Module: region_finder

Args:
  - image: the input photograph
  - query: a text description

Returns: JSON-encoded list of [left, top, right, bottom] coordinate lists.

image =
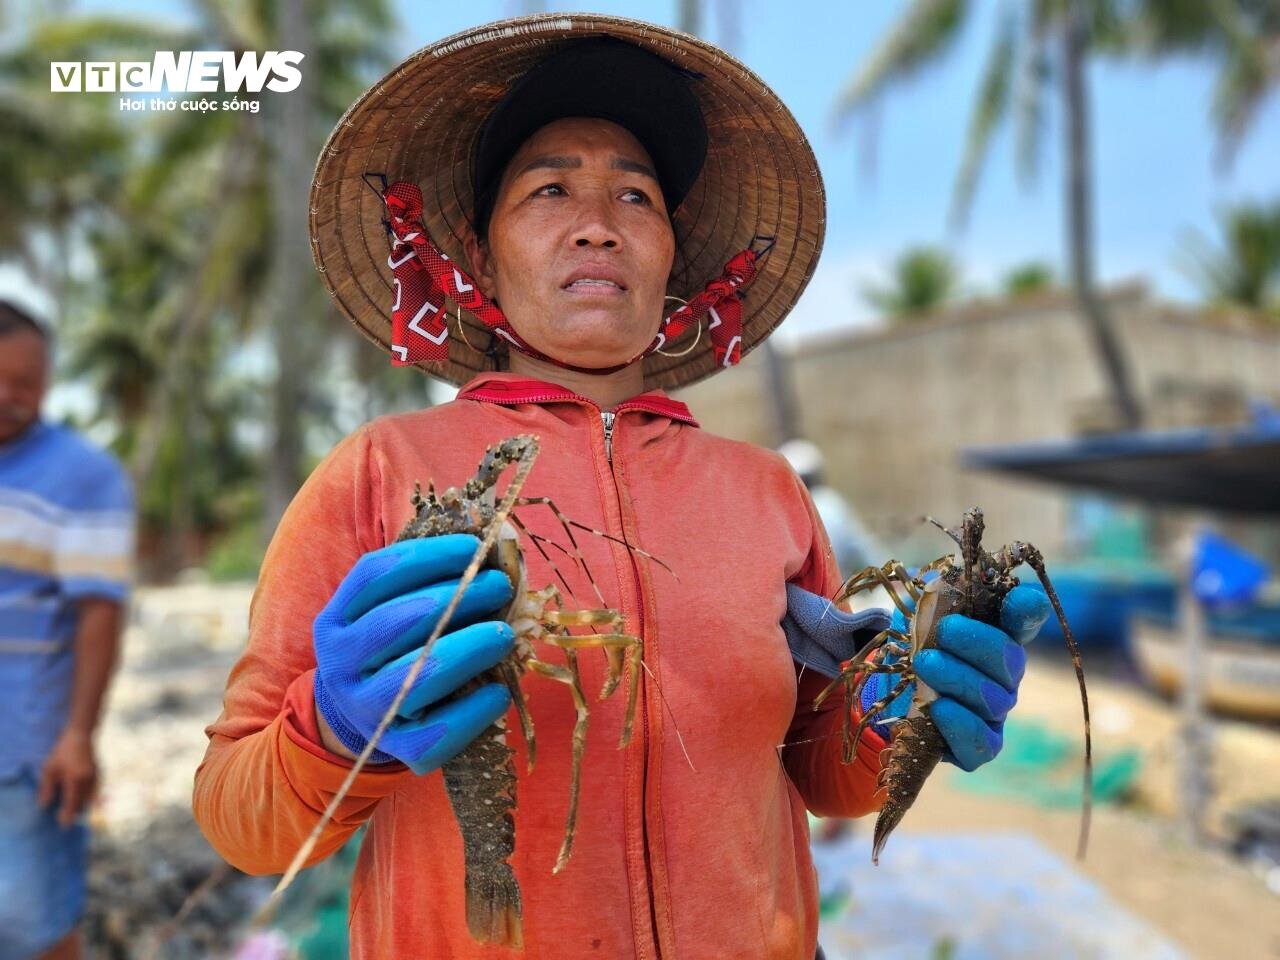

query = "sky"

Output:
[[378, 0, 1280, 343], [8, 0, 1280, 350]]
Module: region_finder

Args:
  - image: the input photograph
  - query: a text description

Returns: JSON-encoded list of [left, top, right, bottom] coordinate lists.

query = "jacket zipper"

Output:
[[462, 384, 680, 956], [601, 410, 616, 462], [598, 409, 662, 959]]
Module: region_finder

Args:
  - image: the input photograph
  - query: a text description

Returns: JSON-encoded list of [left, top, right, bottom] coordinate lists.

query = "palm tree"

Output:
[[263, 0, 319, 534], [169, 0, 396, 535], [672, 0, 796, 441], [1179, 199, 1280, 318], [678, 0, 701, 36], [863, 246, 960, 320], [833, 2, 1279, 429], [3, 0, 395, 568], [0, 16, 184, 321]]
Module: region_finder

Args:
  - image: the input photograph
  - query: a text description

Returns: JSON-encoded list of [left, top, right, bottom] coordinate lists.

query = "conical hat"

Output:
[[310, 13, 825, 390]]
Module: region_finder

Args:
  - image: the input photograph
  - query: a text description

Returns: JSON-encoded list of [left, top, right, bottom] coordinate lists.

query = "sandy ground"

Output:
[[97, 582, 253, 836], [89, 582, 262, 957], [890, 661, 1280, 960], [91, 583, 1280, 958]]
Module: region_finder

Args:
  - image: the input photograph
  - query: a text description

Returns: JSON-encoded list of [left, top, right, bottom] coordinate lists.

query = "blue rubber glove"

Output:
[[313, 534, 516, 774], [860, 585, 1051, 771]]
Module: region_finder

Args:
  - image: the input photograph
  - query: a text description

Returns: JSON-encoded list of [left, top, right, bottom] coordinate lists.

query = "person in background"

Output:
[[779, 438, 886, 577], [0, 301, 135, 960]]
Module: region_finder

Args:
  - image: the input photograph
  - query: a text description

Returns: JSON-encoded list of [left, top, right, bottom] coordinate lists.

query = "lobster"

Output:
[[256, 434, 666, 949], [393, 435, 651, 945], [814, 508, 1092, 863]]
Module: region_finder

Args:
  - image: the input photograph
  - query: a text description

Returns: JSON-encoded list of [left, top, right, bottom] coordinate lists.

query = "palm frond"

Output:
[[1176, 200, 1280, 312], [24, 16, 193, 59], [1114, 0, 1279, 167], [950, 7, 1017, 227], [1208, 0, 1280, 167], [1210, 29, 1276, 167], [1014, 5, 1051, 187], [832, 0, 970, 126]]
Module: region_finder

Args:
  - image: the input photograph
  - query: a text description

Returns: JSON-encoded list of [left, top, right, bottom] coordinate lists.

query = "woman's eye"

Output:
[[621, 188, 651, 205], [533, 183, 565, 197]]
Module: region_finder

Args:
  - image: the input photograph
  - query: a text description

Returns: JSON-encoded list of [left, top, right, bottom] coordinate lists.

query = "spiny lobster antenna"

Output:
[[1022, 545, 1093, 860], [960, 509, 984, 614], [923, 514, 962, 548], [251, 439, 539, 927]]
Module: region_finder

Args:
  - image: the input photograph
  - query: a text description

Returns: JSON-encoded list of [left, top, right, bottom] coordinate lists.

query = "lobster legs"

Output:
[[814, 632, 915, 763], [505, 584, 642, 874]]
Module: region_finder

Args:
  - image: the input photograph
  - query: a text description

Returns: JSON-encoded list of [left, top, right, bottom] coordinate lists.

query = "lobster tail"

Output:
[[871, 714, 947, 864], [462, 864, 524, 947], [443, 724, 523, 946]]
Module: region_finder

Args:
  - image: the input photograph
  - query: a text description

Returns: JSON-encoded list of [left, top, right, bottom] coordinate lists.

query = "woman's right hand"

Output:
[[312, 534, 515, 774]]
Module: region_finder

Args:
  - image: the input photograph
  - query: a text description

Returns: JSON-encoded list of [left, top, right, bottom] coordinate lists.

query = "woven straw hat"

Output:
[[309, 13, 825, 390]]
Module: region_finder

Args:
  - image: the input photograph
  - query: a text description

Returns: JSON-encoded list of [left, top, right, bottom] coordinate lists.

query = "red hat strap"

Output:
[[646, 247, 761, 367], [373, 177, 764, 372], [382, 181, 544, 365]]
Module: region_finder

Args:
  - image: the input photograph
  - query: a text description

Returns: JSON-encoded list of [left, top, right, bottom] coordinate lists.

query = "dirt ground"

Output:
[[896, 661, 1280, 960]]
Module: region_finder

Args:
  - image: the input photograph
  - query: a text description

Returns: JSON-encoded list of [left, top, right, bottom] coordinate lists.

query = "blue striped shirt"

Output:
[[0, 420, 134, 775]]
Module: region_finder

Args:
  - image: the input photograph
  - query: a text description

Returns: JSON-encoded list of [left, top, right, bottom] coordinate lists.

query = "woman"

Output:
[[194, 16, 1044, 959]]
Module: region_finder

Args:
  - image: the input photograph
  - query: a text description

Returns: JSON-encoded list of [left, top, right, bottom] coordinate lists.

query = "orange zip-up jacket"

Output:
[[193, 373, 886, 960]]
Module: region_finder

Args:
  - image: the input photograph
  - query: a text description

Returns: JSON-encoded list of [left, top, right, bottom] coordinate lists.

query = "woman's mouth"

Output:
[[563, 278, 625, 295], [561, 265, 629, 295]]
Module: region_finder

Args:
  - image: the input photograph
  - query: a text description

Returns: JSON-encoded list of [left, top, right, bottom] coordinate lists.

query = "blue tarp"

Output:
[[963, 414, 1280, 515], [1192, 531, 1270, 605], [813, 833, 1187, 960]]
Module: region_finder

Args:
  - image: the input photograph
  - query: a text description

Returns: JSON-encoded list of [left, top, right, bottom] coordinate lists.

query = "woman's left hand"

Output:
[[861, 585, 1050, 771]]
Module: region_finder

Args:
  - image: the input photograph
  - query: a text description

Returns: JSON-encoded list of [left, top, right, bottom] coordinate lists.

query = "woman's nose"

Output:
[[570, 196, 621, 249]]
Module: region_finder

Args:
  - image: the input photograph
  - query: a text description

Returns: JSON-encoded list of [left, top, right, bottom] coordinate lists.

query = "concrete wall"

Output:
[[675, 285, 1280, 561]]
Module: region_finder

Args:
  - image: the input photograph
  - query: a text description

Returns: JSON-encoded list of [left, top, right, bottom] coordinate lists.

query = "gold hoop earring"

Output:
[[655, 295, 702, 358], [455, 309, 478, 351], [457, 309, 504, 367]]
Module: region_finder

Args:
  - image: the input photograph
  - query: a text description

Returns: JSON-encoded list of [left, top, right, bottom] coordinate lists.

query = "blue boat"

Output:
[[1024, 563, 1176, 650]]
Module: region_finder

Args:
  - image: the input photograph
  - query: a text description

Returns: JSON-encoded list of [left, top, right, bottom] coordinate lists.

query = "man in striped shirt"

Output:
[[0, 301, 134, 960]]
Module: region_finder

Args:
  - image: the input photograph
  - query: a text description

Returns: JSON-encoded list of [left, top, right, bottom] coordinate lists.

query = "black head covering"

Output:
[[471, 37, 708, 238]]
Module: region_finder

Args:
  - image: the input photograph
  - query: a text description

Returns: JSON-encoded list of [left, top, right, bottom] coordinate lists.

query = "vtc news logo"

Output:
[[50, 51, 304, 93]]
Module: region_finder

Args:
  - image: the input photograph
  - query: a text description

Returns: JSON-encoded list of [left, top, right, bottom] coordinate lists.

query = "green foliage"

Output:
[[832, 0, 969, 125], [3, 0, 398, 579], [1179, 199, 1280, 318], [863, 246, 960, 320], [1002, 261, 1056, 297], [205, 519, 267, 583], [0, 17, 179, 299], [1123, 0, 1280, 165]]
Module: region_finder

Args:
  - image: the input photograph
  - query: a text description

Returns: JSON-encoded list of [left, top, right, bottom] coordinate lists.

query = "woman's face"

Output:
[[464, 117, 677, 369]]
